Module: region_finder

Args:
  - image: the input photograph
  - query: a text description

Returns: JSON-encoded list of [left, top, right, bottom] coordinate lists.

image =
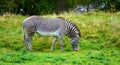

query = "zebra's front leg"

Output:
[[59, 37, 64, 51], [51, 37, 58, 51]]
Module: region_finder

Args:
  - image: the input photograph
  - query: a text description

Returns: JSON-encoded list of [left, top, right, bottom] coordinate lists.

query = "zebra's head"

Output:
[[58, 17, 81, 51], [70, 30, 80, 51], [66, 21, 81, 51]]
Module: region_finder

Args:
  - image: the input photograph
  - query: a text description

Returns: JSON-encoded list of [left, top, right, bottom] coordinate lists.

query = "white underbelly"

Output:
[[36, 30, 59, 36]]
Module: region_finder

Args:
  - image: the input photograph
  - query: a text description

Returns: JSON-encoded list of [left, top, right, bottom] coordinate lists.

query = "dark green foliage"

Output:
[[0, 52, 37, 63], [0, 0, 120, 15]]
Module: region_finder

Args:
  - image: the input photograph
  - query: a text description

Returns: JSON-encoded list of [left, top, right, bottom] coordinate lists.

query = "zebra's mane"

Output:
[[58, 17, 81, 37]]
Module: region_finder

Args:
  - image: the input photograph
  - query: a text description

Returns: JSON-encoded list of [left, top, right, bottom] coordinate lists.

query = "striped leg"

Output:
[[59, 36, 64, 51], [25, 29, 35, 52], [27, 37, 32, 51], [24, 38, 27, 51], [51, 37, 58, 50], [24, 36, 33, 52]]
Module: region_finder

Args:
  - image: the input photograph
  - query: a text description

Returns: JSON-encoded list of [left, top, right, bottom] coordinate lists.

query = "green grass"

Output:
[[0, 12, 120, 65]]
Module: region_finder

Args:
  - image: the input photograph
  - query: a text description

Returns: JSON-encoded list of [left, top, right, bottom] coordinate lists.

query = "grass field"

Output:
[[0, 12, 120, 65]]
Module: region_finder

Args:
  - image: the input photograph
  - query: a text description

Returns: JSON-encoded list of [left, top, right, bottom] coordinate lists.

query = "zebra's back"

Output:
[[23, 16, 66, 36]]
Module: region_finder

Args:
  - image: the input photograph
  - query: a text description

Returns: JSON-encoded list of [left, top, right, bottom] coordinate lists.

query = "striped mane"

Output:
[[57, 17, 81, 37]]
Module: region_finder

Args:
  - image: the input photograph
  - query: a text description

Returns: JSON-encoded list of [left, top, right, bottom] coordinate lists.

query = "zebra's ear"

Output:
[[76, 32, 81, 37], [76, 33, 81, 38], [79, 33, 81, 37], [77, 35, 79, 38], [77, 31, 81, 37]]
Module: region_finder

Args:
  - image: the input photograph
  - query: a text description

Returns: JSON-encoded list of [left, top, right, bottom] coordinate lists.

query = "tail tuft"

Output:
[[22, 26, 25, 41]]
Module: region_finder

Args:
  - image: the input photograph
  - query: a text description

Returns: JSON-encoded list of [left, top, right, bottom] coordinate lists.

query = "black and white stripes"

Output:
[[22, 16, 81, 51], [58, 17, 81, 39]]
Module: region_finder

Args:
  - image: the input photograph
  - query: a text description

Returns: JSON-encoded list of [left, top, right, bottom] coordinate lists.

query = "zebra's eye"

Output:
[[76, 35, 79, 38], [71, 38, 79, 44]]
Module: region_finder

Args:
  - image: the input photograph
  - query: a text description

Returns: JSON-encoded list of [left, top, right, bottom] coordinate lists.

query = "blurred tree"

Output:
[[99, 0, 120, 12], [0, 0, 120, 15], [55, 0, 68, 14]]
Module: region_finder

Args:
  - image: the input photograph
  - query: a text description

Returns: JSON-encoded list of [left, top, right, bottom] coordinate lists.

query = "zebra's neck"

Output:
[[65, 21, 78, 39], [56, 17, 81, 38]]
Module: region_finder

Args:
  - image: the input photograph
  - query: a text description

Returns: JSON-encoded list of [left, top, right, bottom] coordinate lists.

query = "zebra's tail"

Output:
[[22, 26, 25, 42]]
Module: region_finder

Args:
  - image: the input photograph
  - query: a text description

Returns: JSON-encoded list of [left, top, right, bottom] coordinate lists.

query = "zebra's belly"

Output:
[[36, 30, 59, 36]]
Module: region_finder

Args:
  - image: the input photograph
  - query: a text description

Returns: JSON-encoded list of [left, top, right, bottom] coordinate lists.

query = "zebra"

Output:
[[22, 16, 81, 51]]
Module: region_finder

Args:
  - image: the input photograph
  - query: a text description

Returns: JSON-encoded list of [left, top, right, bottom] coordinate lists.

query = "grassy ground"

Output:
[[0, 12, 120, 65]]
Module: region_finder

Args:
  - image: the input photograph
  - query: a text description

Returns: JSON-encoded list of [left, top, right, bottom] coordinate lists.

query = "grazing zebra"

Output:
[[22, 16, 81, 51]]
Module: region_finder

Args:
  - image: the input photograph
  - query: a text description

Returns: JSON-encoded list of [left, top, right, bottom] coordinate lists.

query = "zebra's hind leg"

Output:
[[24, 38, 28, 51], [51, 37, 58, 51], [24, 37, 32, 51], [25, 30, 35, 52], [27, 37, 33, 51]]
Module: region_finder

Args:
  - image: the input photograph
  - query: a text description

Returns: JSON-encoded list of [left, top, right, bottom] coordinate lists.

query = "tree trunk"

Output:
[[55, 0, 68, 14], [87, 0, 90, 12]]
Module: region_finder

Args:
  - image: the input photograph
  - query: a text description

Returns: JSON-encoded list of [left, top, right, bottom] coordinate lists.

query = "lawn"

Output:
[[0, 12, 120, 65]]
